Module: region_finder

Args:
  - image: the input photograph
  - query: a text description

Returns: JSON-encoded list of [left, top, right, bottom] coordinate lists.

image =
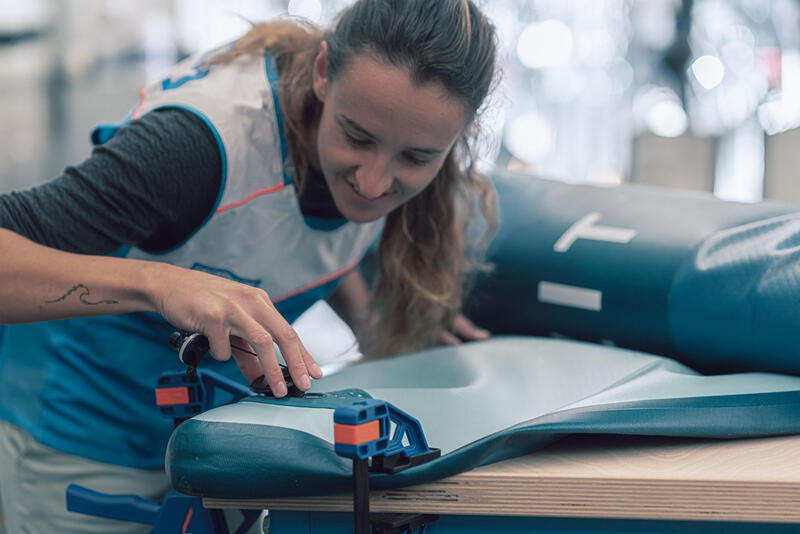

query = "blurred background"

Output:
[[1, 0, 800, 203], [0, 2, 798, 529]]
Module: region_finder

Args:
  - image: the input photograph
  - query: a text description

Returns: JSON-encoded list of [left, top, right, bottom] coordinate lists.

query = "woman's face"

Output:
[[312, 43, 467, 223]]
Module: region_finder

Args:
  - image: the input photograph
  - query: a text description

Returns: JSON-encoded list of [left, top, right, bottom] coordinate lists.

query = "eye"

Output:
[[402, 153, 430, 166], [343, 130, 371, 147]]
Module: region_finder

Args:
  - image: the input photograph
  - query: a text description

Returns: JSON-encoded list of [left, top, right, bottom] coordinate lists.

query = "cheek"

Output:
[[399, 168, 439, 198], [318, 131, 356, 171], [411, 155, 449, 192], [316, 112, 342, 167]]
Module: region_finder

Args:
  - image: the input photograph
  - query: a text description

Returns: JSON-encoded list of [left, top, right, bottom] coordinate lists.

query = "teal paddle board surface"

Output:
[[166, 337, 800, 498]]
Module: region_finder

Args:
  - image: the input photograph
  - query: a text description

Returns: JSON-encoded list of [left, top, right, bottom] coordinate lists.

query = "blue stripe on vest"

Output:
[[159, 45, 225, 91], [161, 67, 211, 90], [264, 55, 292, 187]]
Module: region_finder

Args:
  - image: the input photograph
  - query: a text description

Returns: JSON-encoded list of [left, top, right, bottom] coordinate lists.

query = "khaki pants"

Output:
[[0, 420, 172, 534], [0, 421, 266, 534]]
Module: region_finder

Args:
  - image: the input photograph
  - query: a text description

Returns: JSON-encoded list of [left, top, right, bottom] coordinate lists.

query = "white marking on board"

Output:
[[553, 212, 637, 252], [538, 281, 602, 311]]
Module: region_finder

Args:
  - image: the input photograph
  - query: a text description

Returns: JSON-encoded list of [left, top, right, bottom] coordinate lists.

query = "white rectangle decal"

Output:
[[537, 281, 602, 311]]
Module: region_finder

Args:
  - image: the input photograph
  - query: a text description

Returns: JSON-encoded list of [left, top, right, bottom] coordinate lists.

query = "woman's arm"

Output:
[[327, 268, 371, 331], [0, 108, 321, 396], [0, 228, 321, 395]]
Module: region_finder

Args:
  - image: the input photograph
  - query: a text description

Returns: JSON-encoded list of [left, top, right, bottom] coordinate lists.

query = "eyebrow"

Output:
[[337, 115, 445, 156]]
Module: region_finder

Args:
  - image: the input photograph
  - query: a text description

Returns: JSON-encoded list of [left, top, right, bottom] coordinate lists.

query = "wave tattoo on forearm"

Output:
[[45, 284, 119, 306]]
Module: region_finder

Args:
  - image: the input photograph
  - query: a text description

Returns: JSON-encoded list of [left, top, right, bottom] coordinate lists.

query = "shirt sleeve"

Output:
[[0, 107, 222, 255]]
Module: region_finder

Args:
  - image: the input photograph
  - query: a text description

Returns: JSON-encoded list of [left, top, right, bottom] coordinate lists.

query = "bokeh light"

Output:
[[287, 0, 322, 23], [691, 55, 725, 90], [634, 86, 688, 138], [516, 19, 573, 69], [504, 113, 555, 164]]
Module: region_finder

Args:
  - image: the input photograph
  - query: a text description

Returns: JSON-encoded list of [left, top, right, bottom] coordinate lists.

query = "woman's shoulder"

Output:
[[130, 49, 286, 194], [137, 47, 275, 122]]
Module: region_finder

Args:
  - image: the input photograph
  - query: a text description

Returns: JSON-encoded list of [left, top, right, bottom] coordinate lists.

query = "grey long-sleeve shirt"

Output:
[[0, 108, 222, 254], [0, 107, 341, 255]]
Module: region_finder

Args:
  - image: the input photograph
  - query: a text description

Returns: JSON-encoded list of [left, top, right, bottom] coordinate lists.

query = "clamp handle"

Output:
[[66, 484, 259, 533], [66, 484, 160, 525], [169, 331, 209, 371]]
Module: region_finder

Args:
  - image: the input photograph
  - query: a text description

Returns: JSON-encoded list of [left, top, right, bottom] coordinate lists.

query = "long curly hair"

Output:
[[211, 0, 498, 357]]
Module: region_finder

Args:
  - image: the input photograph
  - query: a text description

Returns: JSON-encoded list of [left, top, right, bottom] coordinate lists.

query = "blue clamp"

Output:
[[334, 399, 441, 472], [333, 400, 441, 534], [155, 369, 253, 422]]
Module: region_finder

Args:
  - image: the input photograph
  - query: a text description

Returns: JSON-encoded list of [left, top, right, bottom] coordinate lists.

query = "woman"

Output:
[[0, 0, 497, 531]]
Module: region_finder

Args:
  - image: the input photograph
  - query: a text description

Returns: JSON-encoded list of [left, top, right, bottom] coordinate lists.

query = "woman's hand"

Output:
[[438, 314, 491, 346], [144, 263, 322, 397]]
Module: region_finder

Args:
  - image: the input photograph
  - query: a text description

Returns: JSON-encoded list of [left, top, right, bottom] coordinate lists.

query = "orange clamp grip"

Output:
[[156, 386, 190, 406], [334, 419, 381, 446]]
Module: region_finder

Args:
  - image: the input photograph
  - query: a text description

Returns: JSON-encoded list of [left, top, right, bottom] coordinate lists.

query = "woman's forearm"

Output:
[[0, 228, 154, 324]]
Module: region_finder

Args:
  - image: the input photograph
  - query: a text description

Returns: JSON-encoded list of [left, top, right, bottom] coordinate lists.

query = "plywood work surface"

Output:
[[205, 434, 800, 523]]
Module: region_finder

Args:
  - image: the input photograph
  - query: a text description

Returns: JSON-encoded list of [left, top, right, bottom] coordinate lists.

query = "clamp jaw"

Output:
[[334, 399, 441, 472], [155, 366, 252, 423], [158, 331, 253, 426], [334, 399, 441, 534]]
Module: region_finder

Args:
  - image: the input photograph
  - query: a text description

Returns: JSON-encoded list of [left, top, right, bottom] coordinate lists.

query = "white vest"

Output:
[[121, 49, 384, 304]]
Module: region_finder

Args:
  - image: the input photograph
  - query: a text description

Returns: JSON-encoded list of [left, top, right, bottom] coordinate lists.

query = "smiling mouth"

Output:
[[345, 178, 396, 201]]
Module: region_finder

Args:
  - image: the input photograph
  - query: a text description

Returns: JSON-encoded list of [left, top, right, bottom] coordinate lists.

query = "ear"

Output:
[[312, 41, 329, 102]]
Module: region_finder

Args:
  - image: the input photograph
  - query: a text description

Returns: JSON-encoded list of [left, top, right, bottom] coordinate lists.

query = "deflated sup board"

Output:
[[166, 336, 800, 499], [467, 171, 800, 375]]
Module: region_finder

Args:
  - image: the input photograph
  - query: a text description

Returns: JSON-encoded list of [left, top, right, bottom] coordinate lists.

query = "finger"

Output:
[[205, 326, 233, 362], [274, 325, 312, 391], [229, 336, 264, 384], [232, 316, 288, 398], [263, 354, 288, 398], [438, 330, 462, 346], [256, 293, 315, 388], [298, 339, 323, 379], [452, 314, 490, 341], [255, 309, 313, 392]]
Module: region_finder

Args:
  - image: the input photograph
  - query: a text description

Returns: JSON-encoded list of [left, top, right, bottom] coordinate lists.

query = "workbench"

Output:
[[205, 433, 800, 533]]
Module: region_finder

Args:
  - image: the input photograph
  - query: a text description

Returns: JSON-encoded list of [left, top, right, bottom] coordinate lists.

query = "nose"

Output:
[[353, 152, 394, 199]]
